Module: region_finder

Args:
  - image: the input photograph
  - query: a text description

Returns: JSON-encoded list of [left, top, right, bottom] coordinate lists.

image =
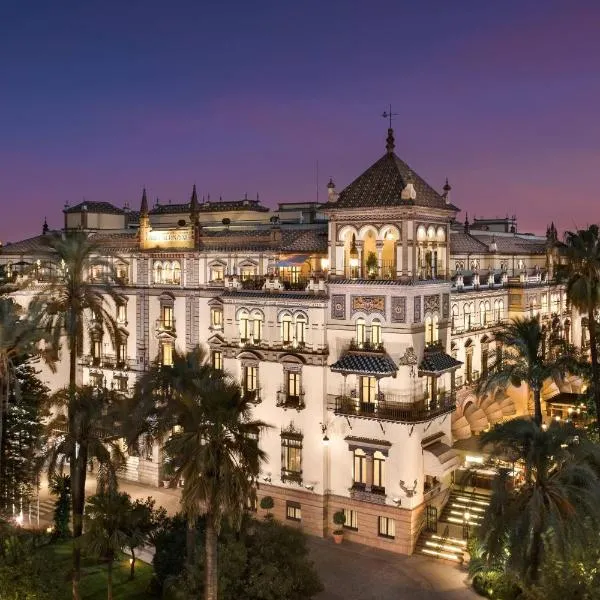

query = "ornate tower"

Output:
[[139, 188, 150, 249], [189, 184, 201, 246]]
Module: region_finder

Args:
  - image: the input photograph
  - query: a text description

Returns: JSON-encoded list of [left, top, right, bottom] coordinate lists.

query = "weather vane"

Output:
[[382, 104, 398, 128]]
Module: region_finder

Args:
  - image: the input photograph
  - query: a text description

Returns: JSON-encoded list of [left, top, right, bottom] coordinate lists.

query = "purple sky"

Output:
[[1, 0, 599, 242]]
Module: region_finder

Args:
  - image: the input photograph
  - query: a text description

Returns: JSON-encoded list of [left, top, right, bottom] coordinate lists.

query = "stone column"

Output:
[[376, 241, 384, 278]]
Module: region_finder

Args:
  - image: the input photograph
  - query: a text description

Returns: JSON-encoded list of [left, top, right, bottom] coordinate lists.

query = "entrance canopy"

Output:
[[423, 442, 461, 478]]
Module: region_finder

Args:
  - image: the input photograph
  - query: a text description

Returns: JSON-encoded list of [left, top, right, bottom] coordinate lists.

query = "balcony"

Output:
[[330, 391, 456, 423], [240, 275, 267, 290], [81, 354, 134, 371], [349, 482, 386, 505], [242, 388, 262, 404], [155, 318, 176, 333], [281, 469, 303, 485], [348, 339, 385, 353], [276, 389, 306, 410]]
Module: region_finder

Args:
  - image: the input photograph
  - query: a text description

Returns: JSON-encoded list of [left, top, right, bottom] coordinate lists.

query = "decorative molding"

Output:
[[414, 296, 422, 323], [424, 294, 440, 315], [391, 296, 407, 323], [442, 293, 450, 319], [331, 294, 346, 320], [398, 347, 418, 366], [351, 295, 385, 316]]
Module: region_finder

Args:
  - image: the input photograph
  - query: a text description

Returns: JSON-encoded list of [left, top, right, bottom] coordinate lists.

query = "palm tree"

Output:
[[125, 347, 269, 600], [478, 317, 577, 425], [564, 225, 600, 428], [0, 297, 48, 507], [83, 492, 131, 600], [45, 386, 126, 495], [32, 231, 124, 599], [478, 418, 600, 584]]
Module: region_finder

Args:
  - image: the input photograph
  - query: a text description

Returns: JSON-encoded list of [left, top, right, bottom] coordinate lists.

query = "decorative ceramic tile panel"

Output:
[[391, 296, 407, 323], [331, 295, 346, 320]]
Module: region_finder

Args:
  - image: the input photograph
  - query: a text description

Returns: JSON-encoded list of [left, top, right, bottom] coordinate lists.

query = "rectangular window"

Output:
[[253, 317, 262, 341], [360, 376, 377, 404], [287, 371, 300, 398], [343, 509, 358, 531], [210, 265, 224, 282], [241, 267, 255, 280], [281, 318, 293, 344], [239, 315, 250, 341], [371, 322, 382, 346], [295, 319, 306, 344], [286, 501, 301, 521], [243, 366, 258, 391], [117, 304, 127, 324], [281, 435, 302, 483], [353, 449, 367, 486], [161, 342, 173, 366], [378, 516, 395, 539], [117, 377, 128, 393], [92, 340, 102, 360], [90, 373, 103, 388], [212, 350, 223, 371], [210, 308, 223, 329], [117, 343, 127, 365], [161, 306, 173, 329], [373, 451, 386, 492]]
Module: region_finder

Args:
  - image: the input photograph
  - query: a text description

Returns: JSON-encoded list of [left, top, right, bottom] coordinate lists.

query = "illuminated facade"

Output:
[[0, 129, 580, 554]]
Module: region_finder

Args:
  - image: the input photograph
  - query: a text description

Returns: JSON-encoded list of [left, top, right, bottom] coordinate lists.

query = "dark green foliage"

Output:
[[49, 474, 71, 539], [1, 360, 49, 511], [156, 516, 323, 600], [260, 496, 274, 510]]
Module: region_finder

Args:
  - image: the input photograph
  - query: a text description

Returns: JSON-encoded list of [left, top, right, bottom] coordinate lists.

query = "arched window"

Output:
[[239, 310, 250, 341], [353, 449, 367, 486], [373, 451, 386, 491], [464, 304, 472, 331], [163, 262, 173, 283], [425, 316, 433, 344], [252, 311, 263, 342], [172, 261, 181, 284], [417, 226, 427, 241], [355, 318, 366, 347], [436, 227, 446, 242], [451, 305, 459, 330], [371, 319, 382, 347], [295, 314, 307, 346], [427, 226, 436, 240], [280, 314, 293, 344], [541, 294, 548, 314], [433, 314, 439, 342], [153, 262, 163, 284]]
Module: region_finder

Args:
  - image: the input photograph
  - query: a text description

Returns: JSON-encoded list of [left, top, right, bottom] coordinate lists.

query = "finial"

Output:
[[42, 217, 49, 235], [386, 128, 395, 154], [443, 178, 451, 193], [140, 188, 148, 215], [327, 177, 335, 189]]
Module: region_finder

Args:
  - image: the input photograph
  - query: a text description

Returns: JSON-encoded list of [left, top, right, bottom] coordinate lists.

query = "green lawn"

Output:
[[49, 542, 156, 599]]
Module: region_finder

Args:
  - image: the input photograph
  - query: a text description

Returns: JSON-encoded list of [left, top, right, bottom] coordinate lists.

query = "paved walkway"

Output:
[[32, 474, 477, 599]]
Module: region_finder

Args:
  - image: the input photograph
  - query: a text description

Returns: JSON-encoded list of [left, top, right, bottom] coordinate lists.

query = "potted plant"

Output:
[[260, 496, 274, 519], [332, 510, 346, 544], [365, 252, 378, 279], [162, 458, 174, 488]]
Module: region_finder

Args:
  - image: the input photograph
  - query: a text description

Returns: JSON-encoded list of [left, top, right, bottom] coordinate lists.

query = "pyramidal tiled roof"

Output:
[[326, 147, 458, 211]]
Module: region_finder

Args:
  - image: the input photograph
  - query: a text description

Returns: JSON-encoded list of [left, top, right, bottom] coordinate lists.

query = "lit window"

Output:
[[117, 303, 127, 324], [343, 509, 358, 531], [360, 376, 377, 404], [239, 311, 250, 341], [355, 318, 366, 347], [371, 320, 382, 347], [153, 262, 163, 284], [117, 343, 127, 365], [210, 308, 223, 329], [163, 262, 173, 283], [281, 315, 293, 344], [378, 516, 395, 539], [161, 342, 173, 366], [286, 501, 301, 521], [241, 267, 255, 280], [172, 261, 181, 284], [117, 377, 128, 393], [353, 449, 367, 486], [212, 350, 223, 371], [373, 451, 386, 491], [281, 433, 302, 483], [243, 366, 258, 391], [295, 315, 307, 345], [287, 371, 301, 398], [210, 265, 224, 282], [161, 306, 174, 329], [252, 313, 263, 341]]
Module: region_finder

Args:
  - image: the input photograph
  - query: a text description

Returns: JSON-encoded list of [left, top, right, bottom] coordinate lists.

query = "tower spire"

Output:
[[140, 188, 148, 215], [382, 105, 398, 154], [42, 217, 49, 235], [190, 184, 199, 221]]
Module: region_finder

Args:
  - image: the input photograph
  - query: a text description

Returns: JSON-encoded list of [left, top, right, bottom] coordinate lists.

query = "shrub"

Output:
[[332, 511, 346, 535]]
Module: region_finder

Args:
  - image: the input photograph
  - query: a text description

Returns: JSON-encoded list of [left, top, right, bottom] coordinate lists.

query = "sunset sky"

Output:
[[1, 0, 599, 242]]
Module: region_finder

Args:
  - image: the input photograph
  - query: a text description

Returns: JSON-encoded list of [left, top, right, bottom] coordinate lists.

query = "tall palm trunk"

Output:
[[186, 515, 196, 567], [528, 528, 542, 583], [532, 387, 542, 426], [68, 342, 83, 600], [204, 520, 218, 600], [129, 547, 136, 580], [107, 558, 113, 600], [587, 308, 600, 429]]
